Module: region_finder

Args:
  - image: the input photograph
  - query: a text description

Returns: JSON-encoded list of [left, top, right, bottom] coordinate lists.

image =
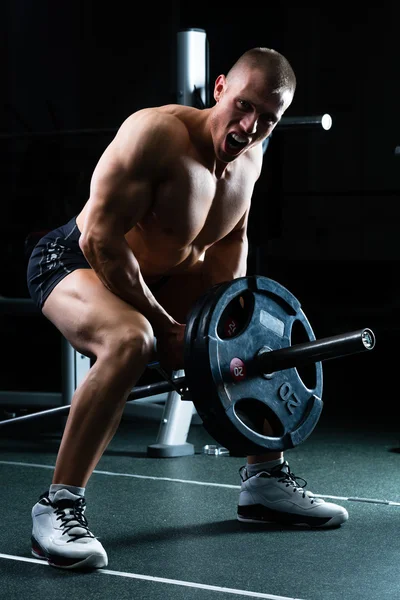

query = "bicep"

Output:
[[81, 142, 155, 242], [85, 150, 153, 238]]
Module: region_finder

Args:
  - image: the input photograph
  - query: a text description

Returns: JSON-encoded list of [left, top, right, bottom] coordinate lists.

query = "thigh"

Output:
[[42, 269, 152, 358]]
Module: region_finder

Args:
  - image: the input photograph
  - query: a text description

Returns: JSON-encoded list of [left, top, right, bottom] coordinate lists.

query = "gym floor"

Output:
[[0, 356, 399, 600]]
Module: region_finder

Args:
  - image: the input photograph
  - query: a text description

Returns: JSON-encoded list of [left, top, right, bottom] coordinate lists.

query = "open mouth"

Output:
[[226, 132, 248, 154]]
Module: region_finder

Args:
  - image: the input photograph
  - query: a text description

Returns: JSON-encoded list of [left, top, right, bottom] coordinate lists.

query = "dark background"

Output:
[[1, 2, 399, 421]]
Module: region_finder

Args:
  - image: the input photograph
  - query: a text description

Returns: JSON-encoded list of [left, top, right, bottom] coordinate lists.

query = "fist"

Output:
[[155, 322, 186, 372]]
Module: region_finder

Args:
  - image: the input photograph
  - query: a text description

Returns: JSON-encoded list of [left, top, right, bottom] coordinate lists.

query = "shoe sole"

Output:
[[32, 547, 107, 570], [237, 509, 349, 528]]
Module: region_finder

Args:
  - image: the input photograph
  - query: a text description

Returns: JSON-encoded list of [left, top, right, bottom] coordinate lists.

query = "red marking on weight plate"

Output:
[[230, 357, 246, 382], [224, 318, 238, 337]]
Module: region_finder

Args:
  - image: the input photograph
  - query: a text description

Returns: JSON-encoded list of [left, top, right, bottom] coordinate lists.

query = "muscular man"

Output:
[[27, 47, 348, 570]]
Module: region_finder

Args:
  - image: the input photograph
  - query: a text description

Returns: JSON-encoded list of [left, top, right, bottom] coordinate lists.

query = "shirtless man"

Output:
[[27, 47, 348, 570]]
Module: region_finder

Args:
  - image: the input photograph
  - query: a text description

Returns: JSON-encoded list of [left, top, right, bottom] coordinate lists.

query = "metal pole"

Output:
[[177, 28, 209, 108], [278, 114, 333, 130], [0, 377, 186, 429]]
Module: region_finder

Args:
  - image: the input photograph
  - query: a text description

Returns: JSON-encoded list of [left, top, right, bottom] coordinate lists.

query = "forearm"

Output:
[[81, 238, 176, 333]]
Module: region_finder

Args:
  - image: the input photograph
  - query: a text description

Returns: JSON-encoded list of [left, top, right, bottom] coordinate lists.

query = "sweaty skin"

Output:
[[42, 64, 294, 486]]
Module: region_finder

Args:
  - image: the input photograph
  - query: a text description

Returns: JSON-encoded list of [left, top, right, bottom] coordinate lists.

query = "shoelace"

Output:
[[274, 467, 312, 501], [53, 497, 96, 542], [239, 463, 315, 503]]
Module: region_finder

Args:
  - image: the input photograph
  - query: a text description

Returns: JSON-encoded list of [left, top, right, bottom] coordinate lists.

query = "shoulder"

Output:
[[96, 106, 195, 177], [249, 143, 264, 174], [117, 106, 192, 155], [240, 143, 264, 181]]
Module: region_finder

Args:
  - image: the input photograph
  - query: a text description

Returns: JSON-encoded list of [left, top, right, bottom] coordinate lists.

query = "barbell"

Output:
[[183, 275, 374, 455], [0, 276, 375, 455]]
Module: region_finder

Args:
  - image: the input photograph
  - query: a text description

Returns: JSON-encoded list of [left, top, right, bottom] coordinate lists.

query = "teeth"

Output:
[[231, 133, 247, 143]]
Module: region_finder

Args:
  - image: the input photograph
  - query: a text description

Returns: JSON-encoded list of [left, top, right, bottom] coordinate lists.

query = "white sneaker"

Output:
[[237, 461, 349, 528], [31, 489, 108, 569]]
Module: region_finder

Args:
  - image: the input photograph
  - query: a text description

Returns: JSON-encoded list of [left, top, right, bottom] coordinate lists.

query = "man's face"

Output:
[[211, 67, 293, 163]]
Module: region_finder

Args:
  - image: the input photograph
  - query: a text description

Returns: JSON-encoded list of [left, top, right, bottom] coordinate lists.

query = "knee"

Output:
[[106, 319, 154, 369]]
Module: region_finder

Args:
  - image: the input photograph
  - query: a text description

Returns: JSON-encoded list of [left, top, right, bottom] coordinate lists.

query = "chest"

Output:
[[145, 158, 257, 245]]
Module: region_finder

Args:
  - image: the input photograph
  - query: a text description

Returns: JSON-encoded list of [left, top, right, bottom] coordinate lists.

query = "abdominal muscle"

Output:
[[125, 225, 207, 284]]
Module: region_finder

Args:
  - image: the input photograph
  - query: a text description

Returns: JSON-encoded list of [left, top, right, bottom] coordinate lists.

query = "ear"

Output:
[[213, 74, 226, 102]]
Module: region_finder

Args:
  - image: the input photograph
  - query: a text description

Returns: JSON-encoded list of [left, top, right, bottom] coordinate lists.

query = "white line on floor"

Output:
[[0, 552, 305, 600], [0, 460, 239, 488], [311, 494, 400, 506], [0, 460, 399, 505]]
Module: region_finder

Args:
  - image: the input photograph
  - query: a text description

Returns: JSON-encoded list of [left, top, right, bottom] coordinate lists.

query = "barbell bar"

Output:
[[0, 326, 374, 430], [257, 328, 375, 375]]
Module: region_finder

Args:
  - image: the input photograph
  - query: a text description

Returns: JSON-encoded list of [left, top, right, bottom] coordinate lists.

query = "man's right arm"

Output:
[[78, 109, 185, 336]]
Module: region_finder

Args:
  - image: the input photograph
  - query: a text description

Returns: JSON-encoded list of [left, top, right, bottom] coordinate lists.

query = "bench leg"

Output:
[[147, 370, 196, 457], [62, 339, 91, 406]]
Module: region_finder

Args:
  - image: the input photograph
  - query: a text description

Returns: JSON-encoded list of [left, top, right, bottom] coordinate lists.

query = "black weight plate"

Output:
[[184, 276, 323, 454]]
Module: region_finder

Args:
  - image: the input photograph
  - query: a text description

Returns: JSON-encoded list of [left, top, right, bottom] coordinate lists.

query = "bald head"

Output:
[[226, 47, 296, 98], [210, 47, 296, 164]]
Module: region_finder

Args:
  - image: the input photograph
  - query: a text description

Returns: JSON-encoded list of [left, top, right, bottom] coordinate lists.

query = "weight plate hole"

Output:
[[234, 398, 284, 437], [217, 290, 254, 339], [290, 319, 317, 389]]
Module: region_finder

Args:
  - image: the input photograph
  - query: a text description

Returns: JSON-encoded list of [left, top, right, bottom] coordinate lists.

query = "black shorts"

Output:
[[26, 216, 90, 310], [27, 216, 171, 310]]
